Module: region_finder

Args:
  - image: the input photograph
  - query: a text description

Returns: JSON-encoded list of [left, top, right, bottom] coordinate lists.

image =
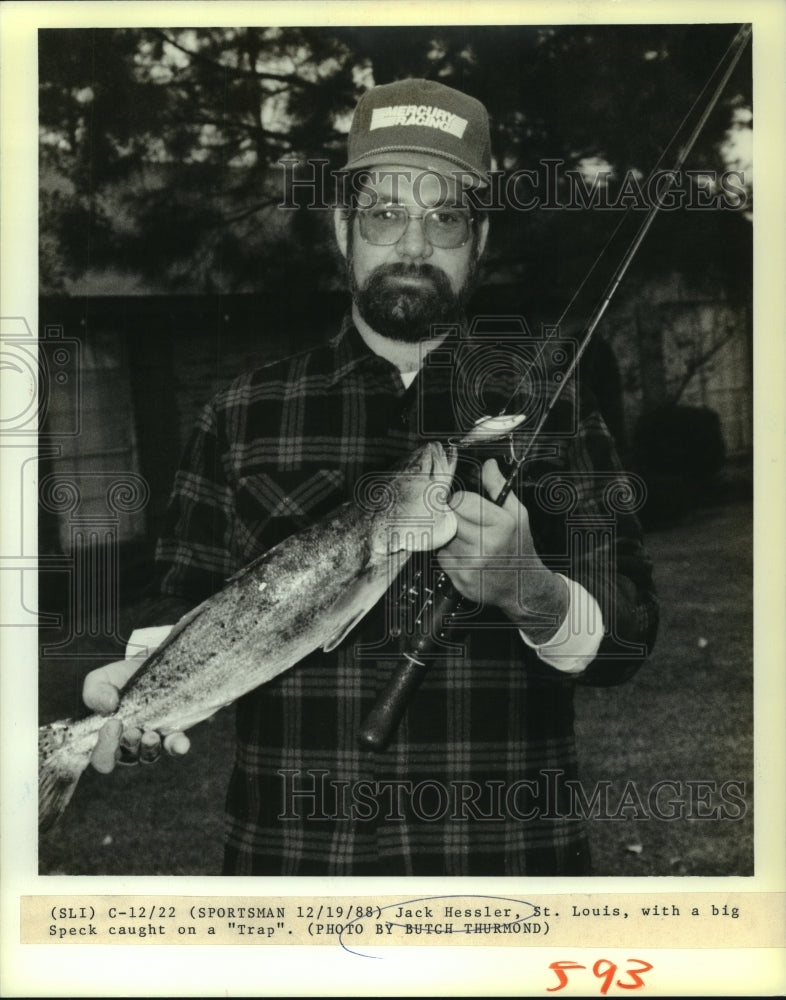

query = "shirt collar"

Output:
[[327, 313, 403, 387], [327, 312, 467, 400]]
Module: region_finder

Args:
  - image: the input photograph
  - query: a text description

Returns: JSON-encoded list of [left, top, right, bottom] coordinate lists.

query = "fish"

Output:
[[39, 439, 462, 833]]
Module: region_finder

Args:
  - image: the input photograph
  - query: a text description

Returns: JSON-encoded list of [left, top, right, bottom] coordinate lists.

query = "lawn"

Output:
[[575, 500, 753, 876], [38, 499, 753, 877]]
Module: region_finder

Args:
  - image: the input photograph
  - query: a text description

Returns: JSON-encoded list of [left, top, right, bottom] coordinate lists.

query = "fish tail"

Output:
[[38, 721, 91, 834]]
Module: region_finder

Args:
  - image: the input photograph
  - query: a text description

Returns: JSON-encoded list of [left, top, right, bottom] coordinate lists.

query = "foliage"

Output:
[[39, 24, 752, 294]]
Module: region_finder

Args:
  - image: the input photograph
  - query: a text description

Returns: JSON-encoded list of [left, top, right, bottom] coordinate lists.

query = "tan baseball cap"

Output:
[[343, 78, 492, 188]]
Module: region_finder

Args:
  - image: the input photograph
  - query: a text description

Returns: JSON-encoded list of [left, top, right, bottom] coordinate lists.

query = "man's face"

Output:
[[336, 167, 488, 344]]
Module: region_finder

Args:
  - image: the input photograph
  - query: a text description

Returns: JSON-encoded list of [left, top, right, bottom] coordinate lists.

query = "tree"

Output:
[[40, 27, 358, 291], [39, 24, 751, 295]]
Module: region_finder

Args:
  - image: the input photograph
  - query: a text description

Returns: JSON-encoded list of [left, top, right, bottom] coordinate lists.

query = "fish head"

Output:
[[360, 441, 459, 557]]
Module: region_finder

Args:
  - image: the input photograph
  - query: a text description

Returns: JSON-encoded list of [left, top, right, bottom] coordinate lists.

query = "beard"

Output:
[[350, 257, 478, 344]]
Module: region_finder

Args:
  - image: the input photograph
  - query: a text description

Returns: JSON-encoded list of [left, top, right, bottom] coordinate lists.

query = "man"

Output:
[[84, 79, 658, 876]]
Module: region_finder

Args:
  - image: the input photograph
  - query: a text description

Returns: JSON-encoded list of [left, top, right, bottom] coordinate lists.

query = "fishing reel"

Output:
[[356, 562, 467, 752]]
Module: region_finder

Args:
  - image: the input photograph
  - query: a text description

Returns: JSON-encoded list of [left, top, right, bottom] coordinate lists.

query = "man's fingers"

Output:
[[83, 676, 121, 716], [139, 730, 162, 765], [117, 726, 142, 766], [438, 531, 475, 559], [449, 489, 483, 523], [447, 498, 516, 550], [163, 732, 191, 757], [96, 726, 189, 770], [481, 457, 506, 500], [482, 458, 521, 512], [437, 544, 478, 576], [450, 461, 521, 528], [90, 719, 123, 774], [83, 657, 142, 715], [450, 490, 509, 529]]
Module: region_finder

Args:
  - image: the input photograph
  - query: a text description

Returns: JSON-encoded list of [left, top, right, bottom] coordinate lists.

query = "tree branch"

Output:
[[668, 323, 737, 405], [154, 30, 324, 89]]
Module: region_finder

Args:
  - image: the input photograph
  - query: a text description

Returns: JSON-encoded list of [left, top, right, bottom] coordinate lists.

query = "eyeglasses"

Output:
[[356, 204, 474, 249]]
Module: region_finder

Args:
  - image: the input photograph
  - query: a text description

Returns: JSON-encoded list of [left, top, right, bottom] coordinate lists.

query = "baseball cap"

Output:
[[343, 78, 492, 188]]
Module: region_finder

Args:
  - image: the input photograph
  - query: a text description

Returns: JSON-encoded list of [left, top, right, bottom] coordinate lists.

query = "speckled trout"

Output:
[[39, 439, 466, 833]]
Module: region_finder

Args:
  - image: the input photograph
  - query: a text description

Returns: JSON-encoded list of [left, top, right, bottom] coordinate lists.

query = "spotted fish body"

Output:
[[39, 440, 460, 833]]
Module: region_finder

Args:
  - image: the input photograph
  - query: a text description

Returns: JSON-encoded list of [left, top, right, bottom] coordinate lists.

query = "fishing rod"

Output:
[[357, 24, 752, 752]]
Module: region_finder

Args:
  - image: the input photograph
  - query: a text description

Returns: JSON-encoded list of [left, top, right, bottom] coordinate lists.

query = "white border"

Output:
[[1, 1, 784, 995]]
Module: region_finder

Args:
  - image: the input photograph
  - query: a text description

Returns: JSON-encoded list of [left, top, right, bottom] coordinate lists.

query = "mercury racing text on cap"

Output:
[[370, 104, 469, 138], [344, 78, 492, 188]]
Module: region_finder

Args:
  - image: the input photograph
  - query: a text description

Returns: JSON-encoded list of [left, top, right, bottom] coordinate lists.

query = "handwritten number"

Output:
[[616, 958, 654, 990], [593, 959, 617, 995], [547, 960, 586, 991], [548, 958, 653, 993]]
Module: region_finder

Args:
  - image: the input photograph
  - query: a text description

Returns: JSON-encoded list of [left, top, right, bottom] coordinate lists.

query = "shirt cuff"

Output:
[[519, 574, 604, 674], [125, 625, 175, 660]]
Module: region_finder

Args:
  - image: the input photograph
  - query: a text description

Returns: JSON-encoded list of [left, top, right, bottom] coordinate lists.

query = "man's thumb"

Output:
[[482, 458, 516, 509]]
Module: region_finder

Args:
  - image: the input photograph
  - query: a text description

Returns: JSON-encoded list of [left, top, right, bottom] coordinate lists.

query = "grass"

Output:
[[575, 499, 753, 876], [38, 499, 753, 877]]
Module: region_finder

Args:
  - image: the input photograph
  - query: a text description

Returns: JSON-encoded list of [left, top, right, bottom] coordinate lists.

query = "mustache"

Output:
[[367, 261, 451, 288]]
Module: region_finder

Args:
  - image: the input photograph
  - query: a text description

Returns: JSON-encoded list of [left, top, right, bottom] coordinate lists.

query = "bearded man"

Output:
[[84, 79, 658, 876]]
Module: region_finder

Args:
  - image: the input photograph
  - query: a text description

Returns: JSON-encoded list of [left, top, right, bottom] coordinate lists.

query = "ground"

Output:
[[38, 500, 753, 877], [576, 500, 753, 876]]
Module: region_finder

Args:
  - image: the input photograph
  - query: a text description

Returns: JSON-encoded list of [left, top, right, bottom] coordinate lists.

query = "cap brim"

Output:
[[342, 150, 489, 189]]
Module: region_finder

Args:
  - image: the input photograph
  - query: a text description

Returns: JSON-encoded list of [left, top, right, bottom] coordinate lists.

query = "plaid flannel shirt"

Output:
[[155, 316, 658, 876]]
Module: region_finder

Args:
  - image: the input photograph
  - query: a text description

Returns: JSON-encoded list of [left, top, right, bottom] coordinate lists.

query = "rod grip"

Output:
[[357, 575, 464, 752], [356, 655, 430, 753]]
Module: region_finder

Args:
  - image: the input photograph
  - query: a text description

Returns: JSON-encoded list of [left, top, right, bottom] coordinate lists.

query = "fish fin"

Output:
[[38, 722, 89, 835], [224, 544, 277, 585], [224, 563, 256, 585], [322, 608, 369, 653], [321, 564, 400, 653]]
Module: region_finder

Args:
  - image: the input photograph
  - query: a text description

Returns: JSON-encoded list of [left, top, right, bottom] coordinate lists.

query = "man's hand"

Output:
[[83, 653, 190, 773], [437, 458, 568, 642]]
